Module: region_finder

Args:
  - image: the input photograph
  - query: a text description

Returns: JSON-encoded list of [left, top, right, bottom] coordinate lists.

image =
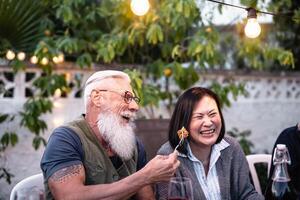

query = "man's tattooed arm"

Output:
[[49, 164, 83, 183]]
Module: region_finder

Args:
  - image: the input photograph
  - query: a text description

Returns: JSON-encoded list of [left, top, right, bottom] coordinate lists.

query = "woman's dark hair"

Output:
[[168, 87, 225, 154]]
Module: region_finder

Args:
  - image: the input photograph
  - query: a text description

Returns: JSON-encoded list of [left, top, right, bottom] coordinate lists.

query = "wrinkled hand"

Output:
[[142, 151, 180, 183]]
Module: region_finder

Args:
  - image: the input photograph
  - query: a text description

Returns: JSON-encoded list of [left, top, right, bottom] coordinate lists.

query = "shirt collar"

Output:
[[178, 139, 230, 162]]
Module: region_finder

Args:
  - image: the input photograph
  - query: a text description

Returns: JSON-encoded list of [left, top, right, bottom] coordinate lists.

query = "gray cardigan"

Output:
[[155, 135, 264, 200]]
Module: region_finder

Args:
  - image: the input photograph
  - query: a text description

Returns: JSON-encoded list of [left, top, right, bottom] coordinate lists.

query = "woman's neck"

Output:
[[189, 142, 212, 164]]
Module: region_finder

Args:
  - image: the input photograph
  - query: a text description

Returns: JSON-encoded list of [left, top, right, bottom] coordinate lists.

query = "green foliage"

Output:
[[0, 0, 44, 52], [0, 113, 18, 151], [0, 168, 14, 185], [210, 82, 248, 107], [237, 38, 295, 70], [18, 72, 68, 150], [227, 127, 254, 155], [0, 113, 18, 184], [1, 132, 18, 148], [33, 74, 67, 96], [268, 0, 300, 70], [125, 69, 162, 108], [19, 98, 52, 136]]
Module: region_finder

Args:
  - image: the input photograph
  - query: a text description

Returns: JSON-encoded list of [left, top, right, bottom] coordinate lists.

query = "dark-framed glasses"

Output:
[[96, 90, 140, 104]]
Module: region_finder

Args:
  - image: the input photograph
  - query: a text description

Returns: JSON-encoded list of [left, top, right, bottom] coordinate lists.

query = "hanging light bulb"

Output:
[[130, 0, 150, 16], [54, 88, 62, 99], [30, 56, 38, 64], [6, 50, 15, 60], [40, 57, 49, 65], [244, 8, 261, 38], [17, 52, 26, 61], [57, 53, 64, 63], [52, 56, 59, 64]]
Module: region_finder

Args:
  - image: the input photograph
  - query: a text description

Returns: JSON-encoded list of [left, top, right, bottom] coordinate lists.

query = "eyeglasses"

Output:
[[95, 89, 140, 104]]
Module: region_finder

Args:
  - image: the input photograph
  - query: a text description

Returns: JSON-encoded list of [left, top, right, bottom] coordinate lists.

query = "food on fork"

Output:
[[177, 126, 189, 139]]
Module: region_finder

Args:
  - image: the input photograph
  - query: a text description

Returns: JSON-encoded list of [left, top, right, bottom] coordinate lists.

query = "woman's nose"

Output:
[[203, 116, 213, 126]]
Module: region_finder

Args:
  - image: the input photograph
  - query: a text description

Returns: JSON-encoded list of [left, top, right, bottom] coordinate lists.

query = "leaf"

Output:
[[176, 1, 183, 13], [56, 5, 73, 23], [0, 114, 9, 123], [1, 133, 9, 147], [76, 53, 92, 68], [146, 24, 164, 45], [9, 132, 18, 146], [171, 45, 181, 59]]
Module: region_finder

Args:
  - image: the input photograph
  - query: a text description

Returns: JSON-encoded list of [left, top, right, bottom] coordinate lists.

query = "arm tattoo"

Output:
[[50, 164, 83, 183]]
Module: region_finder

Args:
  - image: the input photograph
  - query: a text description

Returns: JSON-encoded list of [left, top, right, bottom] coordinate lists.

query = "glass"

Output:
[[95, 89, 140, 104], [168, 177, 193, 200]]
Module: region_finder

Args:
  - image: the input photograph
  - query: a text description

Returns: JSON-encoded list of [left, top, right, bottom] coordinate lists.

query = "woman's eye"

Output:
[[209, 112, 217, 117], [196, 115, 203, 119]]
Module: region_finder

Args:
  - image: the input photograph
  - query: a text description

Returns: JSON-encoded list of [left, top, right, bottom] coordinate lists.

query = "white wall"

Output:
[[0, 68, 299, 199]]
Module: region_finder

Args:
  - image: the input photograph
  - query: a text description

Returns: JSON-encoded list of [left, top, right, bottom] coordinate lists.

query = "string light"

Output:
[[17, 52, 26, 61], [130, 0, 150, 16], [206, 0, 288, 39], [52, 56, 59, 64], [54, 88, 62, 99], [6, 50, 15, 60], [57, 53, 64, 63], [30, 56, 38, 64], [244, 8, 261, 38], [40, 57, 49, 65]]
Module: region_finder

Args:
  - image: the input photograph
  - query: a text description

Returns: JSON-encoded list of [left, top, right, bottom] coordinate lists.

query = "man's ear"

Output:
[[90, 90, 102, 107]]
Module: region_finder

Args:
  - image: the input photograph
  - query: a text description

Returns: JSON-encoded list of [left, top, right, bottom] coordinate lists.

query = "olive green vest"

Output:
[[45, 116, 138, 199]]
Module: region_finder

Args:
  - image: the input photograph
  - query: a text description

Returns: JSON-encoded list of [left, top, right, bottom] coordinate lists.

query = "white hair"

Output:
[[97, 111, 136, 160], [83, 70, 130, 113]]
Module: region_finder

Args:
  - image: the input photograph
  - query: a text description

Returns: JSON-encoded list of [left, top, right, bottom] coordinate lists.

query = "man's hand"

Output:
[[142, 151, 180, 183]]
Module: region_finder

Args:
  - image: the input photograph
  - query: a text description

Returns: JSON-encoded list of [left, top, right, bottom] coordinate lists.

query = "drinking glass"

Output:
[[168, 177, 193, 200]]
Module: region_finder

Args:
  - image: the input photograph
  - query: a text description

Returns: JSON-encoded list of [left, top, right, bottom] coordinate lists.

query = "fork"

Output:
[[174, 137, 184, 151]]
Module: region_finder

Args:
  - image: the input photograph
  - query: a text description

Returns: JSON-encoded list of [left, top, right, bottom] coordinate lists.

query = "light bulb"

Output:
[[52, 56, 59, 64], [6, 50, 15, 60], [17, 52, 26, 61], [54, 88, 62, 99], [57, 53, 64, 63], [244, 18, 261, 38], [30, 56, 38, 64], [41, 57, 49, 65], [130, 0, 150, 16]]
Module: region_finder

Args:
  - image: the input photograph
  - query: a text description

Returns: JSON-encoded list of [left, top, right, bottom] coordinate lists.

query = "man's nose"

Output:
[[128, 100, 139, 112]]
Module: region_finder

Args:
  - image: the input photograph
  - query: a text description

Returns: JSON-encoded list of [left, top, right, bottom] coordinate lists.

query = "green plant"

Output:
[[0, 113, 18, 184], [0, 0, 44, 53], [227, 127, 254, 155]]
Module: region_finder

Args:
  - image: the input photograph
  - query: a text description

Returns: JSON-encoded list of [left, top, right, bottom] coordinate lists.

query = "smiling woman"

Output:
[[155, 86, 264, 200]]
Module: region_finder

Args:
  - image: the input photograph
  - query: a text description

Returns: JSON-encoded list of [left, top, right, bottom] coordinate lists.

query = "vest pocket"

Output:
[[84, 162, 107, 184]]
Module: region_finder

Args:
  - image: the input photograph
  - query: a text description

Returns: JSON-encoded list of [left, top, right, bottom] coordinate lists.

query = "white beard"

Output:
[[97, 112, 136, 160]]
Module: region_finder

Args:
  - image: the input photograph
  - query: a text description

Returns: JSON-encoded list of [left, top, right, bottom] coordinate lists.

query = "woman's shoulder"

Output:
[[222, 135, 244, 154], [223, 135, 239, 146], [157, 142, 173, 155]]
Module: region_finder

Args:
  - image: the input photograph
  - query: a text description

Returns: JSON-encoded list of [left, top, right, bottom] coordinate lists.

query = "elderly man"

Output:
[[41, 70, 179, 199]]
